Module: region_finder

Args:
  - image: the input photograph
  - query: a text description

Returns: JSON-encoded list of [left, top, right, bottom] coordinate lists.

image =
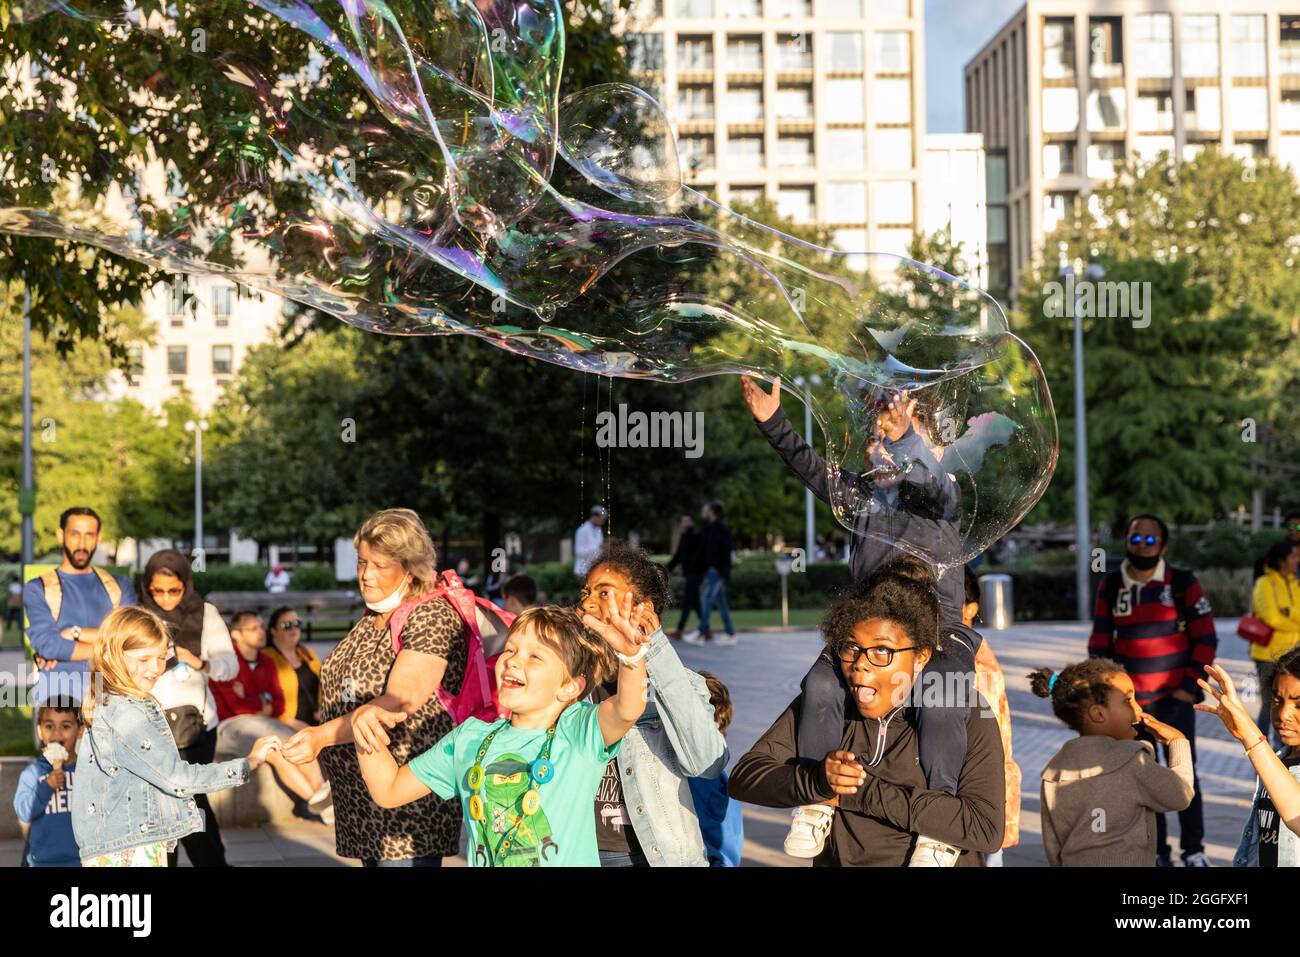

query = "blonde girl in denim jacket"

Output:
[[72, 607, 281, 866]]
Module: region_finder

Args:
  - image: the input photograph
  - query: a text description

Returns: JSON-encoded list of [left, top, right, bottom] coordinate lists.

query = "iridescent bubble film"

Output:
[[0, 0, 1058, 572]]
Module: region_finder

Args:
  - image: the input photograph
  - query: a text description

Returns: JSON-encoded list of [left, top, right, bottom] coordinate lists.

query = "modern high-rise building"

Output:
[[965, 1, 1300, 296], [923, 133, 990, 290], [619, 0, 924, 264]]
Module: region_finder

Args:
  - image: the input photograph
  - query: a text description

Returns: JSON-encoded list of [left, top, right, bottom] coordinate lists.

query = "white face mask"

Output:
[[365, 576, 410, 614]]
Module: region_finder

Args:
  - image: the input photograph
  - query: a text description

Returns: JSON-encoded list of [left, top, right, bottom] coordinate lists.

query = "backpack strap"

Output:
[[389, 570, 483, 655], [37, 567, 121, 624], [39, 570, 62, 622], [94, 567, 122, 609]]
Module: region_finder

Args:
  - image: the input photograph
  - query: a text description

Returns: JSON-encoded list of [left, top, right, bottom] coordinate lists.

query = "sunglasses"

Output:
[[277, 620, 303, 630], [1128, 535, 1161, 546], [149, 586, 184, 598]]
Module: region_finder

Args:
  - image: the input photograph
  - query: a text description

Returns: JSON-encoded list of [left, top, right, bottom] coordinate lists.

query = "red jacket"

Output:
[[210, 649, 285, 722]]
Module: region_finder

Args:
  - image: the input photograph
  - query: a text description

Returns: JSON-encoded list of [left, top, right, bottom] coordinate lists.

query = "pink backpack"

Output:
[[388, 569, 514, 724]]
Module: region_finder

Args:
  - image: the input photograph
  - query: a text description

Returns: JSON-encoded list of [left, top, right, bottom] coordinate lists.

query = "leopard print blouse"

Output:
[[318, 598, 467, 861]]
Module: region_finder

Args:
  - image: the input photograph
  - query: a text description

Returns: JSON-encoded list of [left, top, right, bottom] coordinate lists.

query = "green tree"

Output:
[[1025, 151, 1300, 520], [0, 284, 194, 555]]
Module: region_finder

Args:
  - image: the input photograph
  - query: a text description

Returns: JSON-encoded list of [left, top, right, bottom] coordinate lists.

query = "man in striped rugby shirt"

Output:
[[1088, 514, 1218, 867]]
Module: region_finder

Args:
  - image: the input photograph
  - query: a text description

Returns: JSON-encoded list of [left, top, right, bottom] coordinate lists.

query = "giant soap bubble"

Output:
[[0, 0, 1057, 573]]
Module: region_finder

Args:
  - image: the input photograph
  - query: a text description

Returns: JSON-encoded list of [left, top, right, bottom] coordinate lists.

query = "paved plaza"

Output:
[[0, 618, 1263, 867]]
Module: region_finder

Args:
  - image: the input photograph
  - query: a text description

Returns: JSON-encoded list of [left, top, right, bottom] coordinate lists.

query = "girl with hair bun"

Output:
[[1032, 657, 1194, 866]]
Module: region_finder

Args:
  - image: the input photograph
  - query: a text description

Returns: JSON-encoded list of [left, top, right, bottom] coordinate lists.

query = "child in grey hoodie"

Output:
[[1032, 658, 1194, 867]]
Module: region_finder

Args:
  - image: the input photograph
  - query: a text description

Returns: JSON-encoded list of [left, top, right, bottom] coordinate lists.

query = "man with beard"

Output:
[[23, 507, 136, 706], [1088, 513, 1218, 867]]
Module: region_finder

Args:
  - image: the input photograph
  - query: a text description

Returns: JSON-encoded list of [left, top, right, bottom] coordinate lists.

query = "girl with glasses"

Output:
[[729, 556, 1006, 866]]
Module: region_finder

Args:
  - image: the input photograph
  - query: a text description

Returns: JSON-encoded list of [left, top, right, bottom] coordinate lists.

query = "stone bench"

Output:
[[207, 756, 302, 828]]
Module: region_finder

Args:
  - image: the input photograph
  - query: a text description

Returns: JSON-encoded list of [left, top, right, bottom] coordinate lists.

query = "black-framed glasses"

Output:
[[1129, 534, 1160, 546], [837, 643, 920, 667], [277, 620, 303, 630]]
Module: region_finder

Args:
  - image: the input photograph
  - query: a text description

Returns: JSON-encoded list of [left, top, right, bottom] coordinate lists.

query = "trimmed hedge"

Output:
[[191, 563, 338, 595], [979, 565, 1251, 621]]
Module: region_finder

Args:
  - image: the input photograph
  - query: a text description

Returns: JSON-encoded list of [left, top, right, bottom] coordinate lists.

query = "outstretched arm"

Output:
[[743, 375, 839, 504]]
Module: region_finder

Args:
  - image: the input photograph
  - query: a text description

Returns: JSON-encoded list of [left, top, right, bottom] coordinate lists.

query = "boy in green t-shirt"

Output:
[[354, 598, 652, 866]]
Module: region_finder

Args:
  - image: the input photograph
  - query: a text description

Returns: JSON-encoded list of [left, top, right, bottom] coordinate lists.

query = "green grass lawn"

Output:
[[0, 705, 35, 758]]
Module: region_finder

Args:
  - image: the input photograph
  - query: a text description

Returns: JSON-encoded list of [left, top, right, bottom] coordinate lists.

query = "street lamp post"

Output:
[[184, 420, 208, 561], [1063, 260, 1105, 621], [793, 375, 822, 561], [20, 280, 34, 566]]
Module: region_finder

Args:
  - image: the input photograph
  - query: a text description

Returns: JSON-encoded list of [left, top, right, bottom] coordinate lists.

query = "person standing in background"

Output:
[[139, 548, 239, 867], [23, 507, 136, 706], [265, 564, 291, 593], [1088, 514, 1218, 867], [685, 502, 735, 646], [573, 506, 608, 580], [666, 514, 704, 641]]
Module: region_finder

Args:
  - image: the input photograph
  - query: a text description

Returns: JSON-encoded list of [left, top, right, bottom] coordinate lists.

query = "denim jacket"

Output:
[[1233, 748, 1300, 867], [615, 630, 729, 867], [71, 693, 249, 860]]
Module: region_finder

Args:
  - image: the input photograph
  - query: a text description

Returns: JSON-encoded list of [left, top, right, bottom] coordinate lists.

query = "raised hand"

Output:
[[877, 391, 917, 442], [581, 591, 651, 658], [351, 704, 408, 755], [1195, 663, 1264, 745], [741, 374, 782, 423]]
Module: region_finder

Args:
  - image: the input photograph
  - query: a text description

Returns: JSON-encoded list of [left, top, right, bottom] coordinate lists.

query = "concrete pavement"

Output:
[[0, 620, 1262, 866]]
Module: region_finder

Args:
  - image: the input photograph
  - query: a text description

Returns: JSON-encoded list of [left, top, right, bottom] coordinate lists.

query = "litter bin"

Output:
[[979, 574, 1013, 630]]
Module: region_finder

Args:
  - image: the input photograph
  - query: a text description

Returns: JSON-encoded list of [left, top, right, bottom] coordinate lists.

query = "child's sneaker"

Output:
[[783, 804, 835, 858], [308, 781, 332, 815], [907, 835, 961, 867], [713, 633, 737, 646], [682, 630, 704, 644]]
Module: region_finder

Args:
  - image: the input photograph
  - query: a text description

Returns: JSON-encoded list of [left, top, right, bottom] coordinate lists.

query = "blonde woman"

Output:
[[281, 508, 469, 866], [70, 606, 279, 867]]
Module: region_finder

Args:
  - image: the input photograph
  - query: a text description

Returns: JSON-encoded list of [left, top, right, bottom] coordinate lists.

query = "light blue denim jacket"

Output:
[[614, 630, 729, 867], [1233, 748, 1300, 867], [71, 693, 249, 860]]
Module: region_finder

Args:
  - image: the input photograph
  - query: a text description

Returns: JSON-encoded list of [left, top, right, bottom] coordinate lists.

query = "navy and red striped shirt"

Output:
[[1087, 562, 1218, 706]]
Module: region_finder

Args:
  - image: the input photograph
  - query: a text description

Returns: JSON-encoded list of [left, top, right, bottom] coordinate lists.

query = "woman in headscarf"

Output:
[[138, 548, 239, 867]]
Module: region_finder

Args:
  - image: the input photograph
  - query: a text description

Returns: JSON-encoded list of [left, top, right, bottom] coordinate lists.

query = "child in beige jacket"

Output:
[[1032, 658, 1195, 866]]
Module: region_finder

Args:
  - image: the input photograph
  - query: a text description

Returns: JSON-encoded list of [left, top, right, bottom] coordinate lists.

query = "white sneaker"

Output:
[[908, 834, 961, 867], [784, 804, 835, 858], [1183, 851, 1212, 867], [713, 633, 738, 646], [308, 781, 332, 814], [682, 630, 704, 645]]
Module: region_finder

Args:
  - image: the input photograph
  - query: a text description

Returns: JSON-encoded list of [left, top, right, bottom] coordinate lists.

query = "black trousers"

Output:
[[676, 575, 702, 632], [1137, 695, 1205, 859], [167, 727, 229, 867]]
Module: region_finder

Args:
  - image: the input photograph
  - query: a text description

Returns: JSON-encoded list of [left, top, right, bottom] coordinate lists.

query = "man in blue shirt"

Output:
[[23, 507, 136, 705]]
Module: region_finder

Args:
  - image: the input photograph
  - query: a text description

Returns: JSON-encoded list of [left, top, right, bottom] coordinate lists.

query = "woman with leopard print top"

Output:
[[281, 509, 468, 865]]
